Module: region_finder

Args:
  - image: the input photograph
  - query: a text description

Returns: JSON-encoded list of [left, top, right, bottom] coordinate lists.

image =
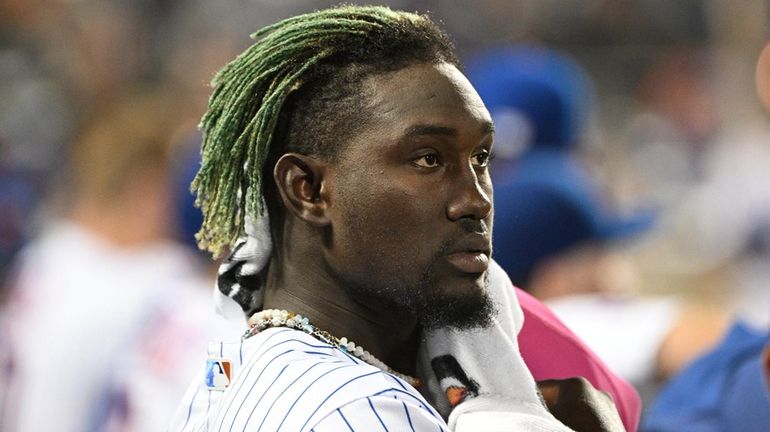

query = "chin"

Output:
[[438, 270, 488, 297], [417, 274, 495, 331]]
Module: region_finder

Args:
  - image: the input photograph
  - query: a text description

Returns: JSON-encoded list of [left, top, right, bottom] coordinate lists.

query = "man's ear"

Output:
[[273, 153, 330, 226]]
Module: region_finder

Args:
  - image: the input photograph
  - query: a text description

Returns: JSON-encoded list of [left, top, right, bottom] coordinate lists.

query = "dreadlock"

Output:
[[193, 5, 458, 257]]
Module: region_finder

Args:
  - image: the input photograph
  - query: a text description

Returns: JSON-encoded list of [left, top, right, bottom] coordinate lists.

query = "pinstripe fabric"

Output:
[[170, 327, 449, 431]]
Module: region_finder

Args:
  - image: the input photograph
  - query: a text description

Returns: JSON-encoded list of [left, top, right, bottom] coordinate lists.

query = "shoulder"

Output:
[[172, 328, 446, 432], [311, 391, 450, 431]]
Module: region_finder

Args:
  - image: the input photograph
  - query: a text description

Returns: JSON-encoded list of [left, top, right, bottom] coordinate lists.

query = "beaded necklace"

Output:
[[243, 309, 422, 388]]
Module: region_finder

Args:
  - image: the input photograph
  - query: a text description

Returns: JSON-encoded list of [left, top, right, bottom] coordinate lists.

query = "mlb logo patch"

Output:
[[205, 358, 232, 391]]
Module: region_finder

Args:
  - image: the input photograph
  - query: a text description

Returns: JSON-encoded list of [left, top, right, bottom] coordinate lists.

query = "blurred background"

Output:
[[0, 0, 769, 430]]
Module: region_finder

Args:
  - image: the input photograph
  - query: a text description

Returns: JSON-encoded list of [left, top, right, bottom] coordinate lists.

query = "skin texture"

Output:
[[263, 62, 495, 375]]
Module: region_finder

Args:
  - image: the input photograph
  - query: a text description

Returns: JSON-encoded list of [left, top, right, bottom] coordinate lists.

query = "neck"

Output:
[[262, 253, 421, 376]]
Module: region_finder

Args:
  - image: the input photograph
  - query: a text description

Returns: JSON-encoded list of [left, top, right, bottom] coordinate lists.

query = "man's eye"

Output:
[[414, 154, 440, 168], [472, 150, 491, 167]]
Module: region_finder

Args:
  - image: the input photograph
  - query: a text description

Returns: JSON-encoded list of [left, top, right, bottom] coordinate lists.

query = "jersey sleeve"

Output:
[[310, 393, 450, 432]]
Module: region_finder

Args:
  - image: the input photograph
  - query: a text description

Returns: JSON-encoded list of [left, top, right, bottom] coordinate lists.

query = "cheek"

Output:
[[349, 190, 426, 244], [335, 180, 441, 265], [485, 178, 494, 222]]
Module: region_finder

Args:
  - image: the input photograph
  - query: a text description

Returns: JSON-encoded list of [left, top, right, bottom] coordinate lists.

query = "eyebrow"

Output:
[[402, 120, 495, 139]]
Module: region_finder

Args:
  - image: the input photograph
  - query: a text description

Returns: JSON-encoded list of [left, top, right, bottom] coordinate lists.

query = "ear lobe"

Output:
[[273, 153, 330, 226]]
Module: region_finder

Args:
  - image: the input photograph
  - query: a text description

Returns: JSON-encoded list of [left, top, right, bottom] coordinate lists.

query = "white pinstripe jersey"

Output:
[[169, 327, 450, 431]]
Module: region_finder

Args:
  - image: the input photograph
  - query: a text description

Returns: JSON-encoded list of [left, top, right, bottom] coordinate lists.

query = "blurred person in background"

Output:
[[641, 322, 770, 431], [169, 132, 219, 269], [0, 89, 238, 432], [627, 59, 770, 337], [623, 49, 720, 208], [467, 45, 595, 177], [0, 159, 40, 296], [0, 148, 43, 430], [620, 46, 770, 335], [469, 46, 731, 401], [637, 36, 770, 432]]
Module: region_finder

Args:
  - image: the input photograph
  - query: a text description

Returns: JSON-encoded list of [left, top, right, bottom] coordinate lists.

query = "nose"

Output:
[[446, 166, 492, 222]]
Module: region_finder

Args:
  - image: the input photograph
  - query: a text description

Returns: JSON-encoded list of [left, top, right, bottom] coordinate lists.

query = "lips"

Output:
[[445, 236, 491, 274], [446, 251, 489, 273]]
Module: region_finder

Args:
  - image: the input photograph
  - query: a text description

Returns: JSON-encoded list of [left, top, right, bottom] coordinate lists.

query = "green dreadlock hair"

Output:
[[193, 5, 458, 257]]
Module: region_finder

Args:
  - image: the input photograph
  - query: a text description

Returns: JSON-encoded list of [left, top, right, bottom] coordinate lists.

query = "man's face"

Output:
[[324, 62, 495, 329]]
